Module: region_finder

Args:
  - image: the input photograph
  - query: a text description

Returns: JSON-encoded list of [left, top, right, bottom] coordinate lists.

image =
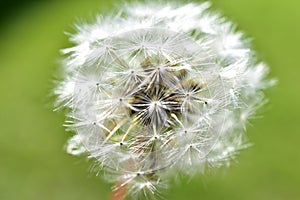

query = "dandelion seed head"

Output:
[[55, 2, 274, 199]]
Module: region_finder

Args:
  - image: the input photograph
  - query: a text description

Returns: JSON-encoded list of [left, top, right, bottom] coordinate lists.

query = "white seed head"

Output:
[[55, 2, 274, 199]]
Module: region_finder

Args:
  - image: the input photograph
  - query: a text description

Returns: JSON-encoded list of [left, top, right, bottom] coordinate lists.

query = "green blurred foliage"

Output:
[[0, 0, 299, 200]]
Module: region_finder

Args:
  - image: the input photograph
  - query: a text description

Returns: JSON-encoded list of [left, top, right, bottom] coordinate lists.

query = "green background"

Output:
[[0, 0, 299, 199]]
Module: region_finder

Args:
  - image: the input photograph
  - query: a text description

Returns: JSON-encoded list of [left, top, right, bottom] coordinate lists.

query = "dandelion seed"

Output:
[[54, 2, 274, 199]]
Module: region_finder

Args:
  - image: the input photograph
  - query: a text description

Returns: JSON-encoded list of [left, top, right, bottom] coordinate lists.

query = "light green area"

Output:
[[0, 0, 299, 199]]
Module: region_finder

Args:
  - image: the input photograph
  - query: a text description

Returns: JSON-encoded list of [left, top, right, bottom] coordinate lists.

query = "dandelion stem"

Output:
[[110, 181, 128, 200]]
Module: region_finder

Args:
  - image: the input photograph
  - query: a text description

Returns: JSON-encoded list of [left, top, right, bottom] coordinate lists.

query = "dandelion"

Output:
[[55, 2, 274, 199]]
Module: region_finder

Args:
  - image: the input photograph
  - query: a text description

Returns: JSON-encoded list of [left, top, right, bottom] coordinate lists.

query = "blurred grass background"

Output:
[[0, 0, 299, 199]]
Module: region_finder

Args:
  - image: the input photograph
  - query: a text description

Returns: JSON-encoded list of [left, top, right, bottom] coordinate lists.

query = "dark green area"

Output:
[[0, 0, 299, 199]]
